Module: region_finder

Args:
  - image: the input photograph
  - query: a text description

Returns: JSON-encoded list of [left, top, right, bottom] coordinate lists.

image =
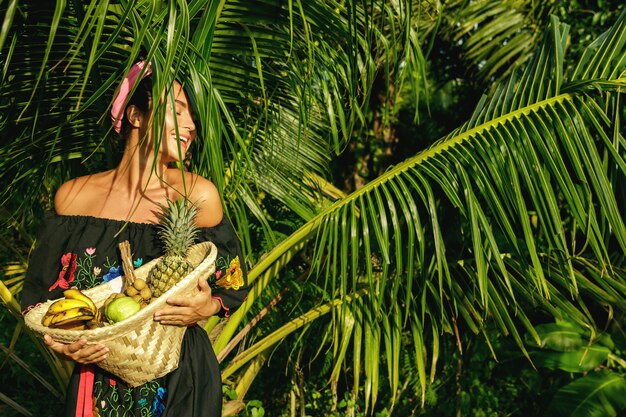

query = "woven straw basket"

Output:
[[24, 241, 217, 387]]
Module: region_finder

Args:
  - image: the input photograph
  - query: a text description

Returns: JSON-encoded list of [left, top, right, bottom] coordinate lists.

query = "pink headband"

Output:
[[111, 60, 152, 133]]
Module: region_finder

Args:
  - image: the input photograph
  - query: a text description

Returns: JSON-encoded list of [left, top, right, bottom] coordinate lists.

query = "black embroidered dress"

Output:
[[21, 212, 248, 417]]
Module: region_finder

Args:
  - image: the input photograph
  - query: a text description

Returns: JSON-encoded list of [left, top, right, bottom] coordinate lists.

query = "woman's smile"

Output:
[[173, 135, 191, 150]]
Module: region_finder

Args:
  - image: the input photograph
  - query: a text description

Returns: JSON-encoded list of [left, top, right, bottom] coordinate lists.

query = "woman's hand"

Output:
[[44, 335, 109, 364], [153, 277, 221, 326]]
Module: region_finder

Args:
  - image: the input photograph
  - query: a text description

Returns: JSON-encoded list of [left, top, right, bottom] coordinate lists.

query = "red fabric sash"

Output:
[[75, 364, 95, 417]]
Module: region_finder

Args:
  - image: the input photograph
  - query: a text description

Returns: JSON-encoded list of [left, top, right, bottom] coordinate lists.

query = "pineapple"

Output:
[[147, 198, 200, 297]]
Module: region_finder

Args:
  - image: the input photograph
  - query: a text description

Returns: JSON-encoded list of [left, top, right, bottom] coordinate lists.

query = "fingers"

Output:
[[44, 334, 82, 354], [166, 296, 192, 307], [154, 307, 190, 326], [43, 334, 55, 347], [66, 339, 88, 354], [156, 318, 187, 326], [157, 305, 190, 317], [156, 286, 214, 324], [154, 314, 187, 326], [198, 277, 211, 293], [76, 345, 109, 364], [154, 303, 199, 326], [43, 335, 108, 364]]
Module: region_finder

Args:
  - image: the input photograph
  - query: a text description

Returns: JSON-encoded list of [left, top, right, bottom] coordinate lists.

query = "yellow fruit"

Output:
[[86, 320, 100, 329], [45, 307, 95, 327], [125, 286, 138, 297], [46, 298, 91, 314], [54, 322, 87, 330], [147, 199, 198, 297], [63, 289, 98, 313], [140, 287, 152, 300], [133, 279, 147, 290]]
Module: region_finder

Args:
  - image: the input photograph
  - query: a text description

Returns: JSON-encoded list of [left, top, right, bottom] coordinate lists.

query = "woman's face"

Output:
[[159, 81, 196, 163]]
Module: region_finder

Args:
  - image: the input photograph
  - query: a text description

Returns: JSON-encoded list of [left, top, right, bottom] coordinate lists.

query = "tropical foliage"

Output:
[[527, 319, 626, 417], [1, 0, 625, 416]]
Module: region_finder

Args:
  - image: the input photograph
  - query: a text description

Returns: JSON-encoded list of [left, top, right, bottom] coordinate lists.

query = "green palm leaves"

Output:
[[445, 0, 558, 81], [1, 1, 626, 413], [222, 10, 626, 410]]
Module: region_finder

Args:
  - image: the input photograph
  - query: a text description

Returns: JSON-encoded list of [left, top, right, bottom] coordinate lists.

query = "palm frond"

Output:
[[220, 11, 626, 409], [443, 0, 557, 82]]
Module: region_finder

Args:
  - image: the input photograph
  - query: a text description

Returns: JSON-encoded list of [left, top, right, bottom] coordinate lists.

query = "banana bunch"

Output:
[[41, 289, 101, 330]]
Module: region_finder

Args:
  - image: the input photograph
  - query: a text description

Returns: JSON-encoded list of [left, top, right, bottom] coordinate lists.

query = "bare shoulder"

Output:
[[54, 175, 94, 215], [175, 171, 224, 228], [54, 172, 112, 215]]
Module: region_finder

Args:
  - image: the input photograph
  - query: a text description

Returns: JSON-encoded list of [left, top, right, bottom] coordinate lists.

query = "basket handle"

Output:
[[118, 240, 136, 290]]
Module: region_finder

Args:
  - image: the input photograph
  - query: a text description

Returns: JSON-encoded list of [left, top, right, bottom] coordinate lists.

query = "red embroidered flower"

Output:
[[48, 252, 78, 291]]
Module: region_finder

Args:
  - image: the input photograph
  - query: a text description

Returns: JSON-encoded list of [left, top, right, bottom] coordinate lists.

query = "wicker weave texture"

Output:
[[24, 241, 217, 387]]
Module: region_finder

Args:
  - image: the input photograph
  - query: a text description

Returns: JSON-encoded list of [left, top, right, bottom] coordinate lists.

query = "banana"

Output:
[[40, 290, 102, 328], [86, 319, 100, 330], [63, 289, 98, 314], [45, 298, 92, 315], [49, 316, 93, 328], [93, 308, 102, 324], [44, 307, 95, 327], [41, 312, 56, 327], [54, 322, 87, 331]]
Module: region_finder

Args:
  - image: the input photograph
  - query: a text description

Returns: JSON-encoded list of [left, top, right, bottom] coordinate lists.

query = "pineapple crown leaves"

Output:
[[156, 198, 200, 258]]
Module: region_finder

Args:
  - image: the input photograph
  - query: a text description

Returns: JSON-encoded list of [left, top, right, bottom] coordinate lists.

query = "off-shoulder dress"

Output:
[[21, 212, 248, 417]]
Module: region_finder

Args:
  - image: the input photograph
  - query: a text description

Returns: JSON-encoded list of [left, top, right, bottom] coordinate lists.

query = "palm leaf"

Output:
[[526, 321, 587, 352], [530, 345, 611, 373], [442, 0, 557, 82], [216, 11, 626, 409], [547, 371, 626, 417]]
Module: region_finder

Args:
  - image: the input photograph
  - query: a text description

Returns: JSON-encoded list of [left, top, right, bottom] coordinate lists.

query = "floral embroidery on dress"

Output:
[[58, 247, 143, 290], [212, 256, 244, 290], [139, 381, 162, 416], [102, 265, 123, 283], [74, 247, 99, 289], [48, 252, 77, 291], [94, 379, 162, 416], [151, 387, 167, 417]]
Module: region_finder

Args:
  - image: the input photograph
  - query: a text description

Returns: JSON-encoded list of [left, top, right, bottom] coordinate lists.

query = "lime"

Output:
[[105, 296, 141, 324]]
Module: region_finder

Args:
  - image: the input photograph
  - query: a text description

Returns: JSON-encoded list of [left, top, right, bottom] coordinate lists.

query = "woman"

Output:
[[20, 61, 248, 417]]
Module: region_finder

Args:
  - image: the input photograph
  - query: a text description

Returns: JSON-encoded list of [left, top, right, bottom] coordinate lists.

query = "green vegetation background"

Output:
[[1, 0, 625, 416]]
